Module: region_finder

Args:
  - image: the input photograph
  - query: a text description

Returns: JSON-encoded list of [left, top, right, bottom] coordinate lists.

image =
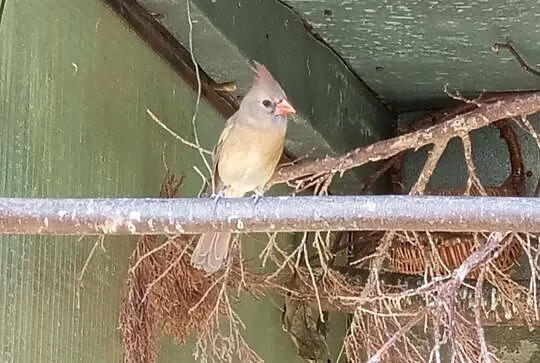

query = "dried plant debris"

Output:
[[120, 171, 267, 363], [119, 173, 182, 363]]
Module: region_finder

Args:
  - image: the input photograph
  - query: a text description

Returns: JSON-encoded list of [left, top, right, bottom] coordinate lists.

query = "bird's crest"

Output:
[[252, 61, 277, 85]]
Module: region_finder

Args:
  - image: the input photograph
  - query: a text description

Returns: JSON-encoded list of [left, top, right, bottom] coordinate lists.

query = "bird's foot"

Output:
[[251, 190, 264, 205], [211, 190, 225, 203]]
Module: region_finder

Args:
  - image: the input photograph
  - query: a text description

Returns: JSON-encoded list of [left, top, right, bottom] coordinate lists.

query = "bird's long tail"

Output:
[[191, 231, 233, 274], [191, 187, 244, 274]]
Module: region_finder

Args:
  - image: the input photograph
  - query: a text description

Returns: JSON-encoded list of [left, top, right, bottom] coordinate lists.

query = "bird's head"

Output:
[[239, 61, 296, 124]]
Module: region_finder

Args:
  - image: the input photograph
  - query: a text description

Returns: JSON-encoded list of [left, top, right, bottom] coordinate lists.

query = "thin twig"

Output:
[[267, 239, 304, 280], [189, 273, 226, 314], [515, 233, 539, 320], [129, 239, 170, 273], [460, 134, 488, 195], [492, 42, 540, 77], [186, 0, 213, 175], [303, 240, 325, 323], [192, 165, 209, 197], [520, 115, 540, 151], [474, 269, 492, 363], [78, 235, 105, 285], [445, 84, 482, 106], [146, 108, 211, 155], [140, 241, 192, 305], [410, 140, 448, 195], [366, 309, 428, 363], [360, 231, 396, 298]]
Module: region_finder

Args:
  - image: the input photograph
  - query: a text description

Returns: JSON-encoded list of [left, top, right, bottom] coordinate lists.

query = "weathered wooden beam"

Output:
[[102, 0, 238, 119], [0, 196, 538, 235]]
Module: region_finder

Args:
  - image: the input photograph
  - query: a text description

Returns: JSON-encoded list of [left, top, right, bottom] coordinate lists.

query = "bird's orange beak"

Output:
[[274, 99, 296, 117]]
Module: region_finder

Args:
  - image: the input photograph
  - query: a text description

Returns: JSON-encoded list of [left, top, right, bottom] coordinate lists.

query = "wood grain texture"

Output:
[[286, 0, 540, 111]]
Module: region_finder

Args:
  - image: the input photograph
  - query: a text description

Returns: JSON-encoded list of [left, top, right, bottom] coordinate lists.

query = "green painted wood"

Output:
[[140, 0, 395, 195], [0, 0, 297, 362], [287, 0, 540, 111]]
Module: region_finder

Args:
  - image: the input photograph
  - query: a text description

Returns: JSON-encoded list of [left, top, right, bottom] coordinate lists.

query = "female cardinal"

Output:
[[191, 61, 296, 274]]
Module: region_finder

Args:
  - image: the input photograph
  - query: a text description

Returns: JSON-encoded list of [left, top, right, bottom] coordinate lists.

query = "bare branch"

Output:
[[270, 92, 540, 186], [146, 109, 212, 156], [474, 269, 493, 363], [492, 42, 540, 77], [366, 309, 428, 363], [410, 140, 448, 195], [460, 134, 488, 196]]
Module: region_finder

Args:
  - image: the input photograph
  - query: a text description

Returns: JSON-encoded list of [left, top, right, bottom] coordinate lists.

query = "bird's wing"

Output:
[[211, 113, 238, 193]]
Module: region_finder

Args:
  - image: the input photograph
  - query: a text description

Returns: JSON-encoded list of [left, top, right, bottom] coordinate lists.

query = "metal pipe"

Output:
[[0, 195, 538, 235]]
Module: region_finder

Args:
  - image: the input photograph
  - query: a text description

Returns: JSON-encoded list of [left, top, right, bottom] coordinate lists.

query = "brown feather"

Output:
[[191, 231, 233, 274], [191, 187, 244, 274]]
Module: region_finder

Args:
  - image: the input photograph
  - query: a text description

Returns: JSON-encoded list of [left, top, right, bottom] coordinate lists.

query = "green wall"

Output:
[[0, 0, 301, 362]]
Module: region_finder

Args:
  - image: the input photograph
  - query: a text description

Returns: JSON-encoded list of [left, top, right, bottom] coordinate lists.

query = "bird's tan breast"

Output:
[[217, 122, 285, 194]]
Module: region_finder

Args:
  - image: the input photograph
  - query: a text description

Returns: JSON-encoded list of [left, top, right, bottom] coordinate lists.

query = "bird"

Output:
[[190, 61, 296, 274]]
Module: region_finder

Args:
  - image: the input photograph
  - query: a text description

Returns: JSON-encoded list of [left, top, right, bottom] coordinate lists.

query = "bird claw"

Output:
[[211, 190, 225, 203], [251, 190, 264, 205]]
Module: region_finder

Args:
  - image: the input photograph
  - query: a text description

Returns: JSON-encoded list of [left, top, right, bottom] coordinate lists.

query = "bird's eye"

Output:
[[262, 99, 272, 108]]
